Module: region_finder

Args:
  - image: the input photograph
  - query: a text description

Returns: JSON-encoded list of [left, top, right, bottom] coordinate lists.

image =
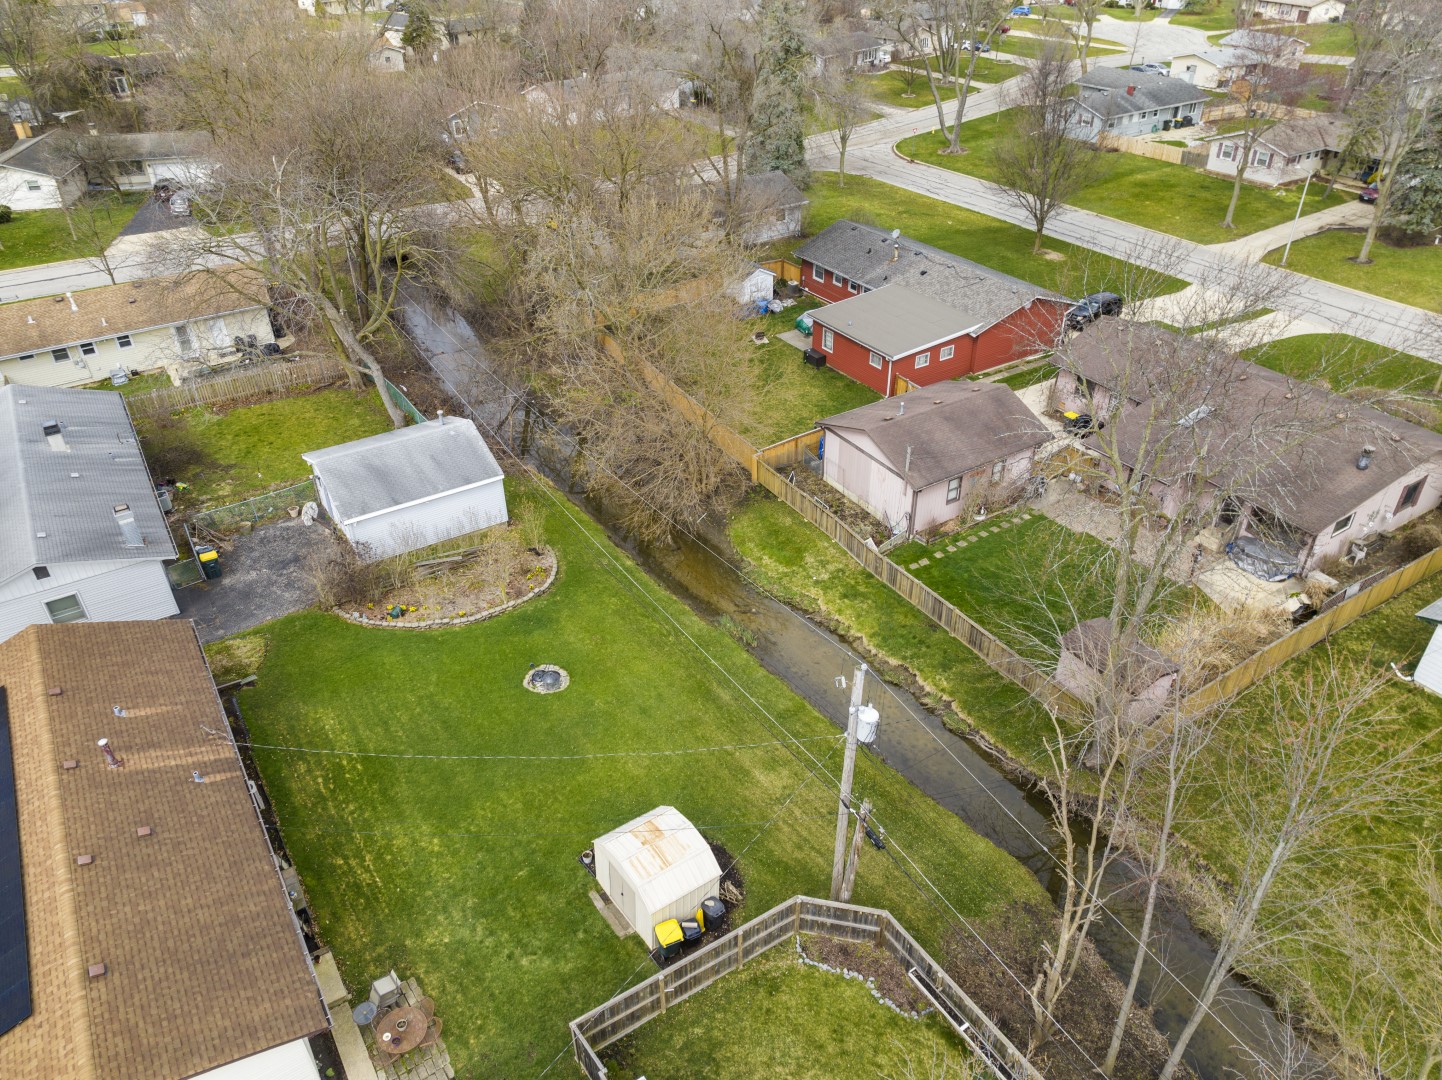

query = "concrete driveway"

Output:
[[176, 517, 344, 643]]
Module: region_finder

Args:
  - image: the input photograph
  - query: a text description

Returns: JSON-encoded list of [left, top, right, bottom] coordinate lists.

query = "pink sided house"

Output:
[[1050, 318, 1442, 574], [817, 381, 1052, 536], [1056, 618, 1179, 725]]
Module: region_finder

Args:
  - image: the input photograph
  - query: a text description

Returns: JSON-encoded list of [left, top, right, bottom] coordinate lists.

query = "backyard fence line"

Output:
[[1097, 131, 1185, 164], [1201, 101, 1319, 124], [126, 355, 350, 418], [190, 478, 319, 535], [381, 377, 427, 425], [759, 258, 804, 284], [1184, 543, 1442, 711], [568, 895, 1041, 1080], [756, 428, 822, 471]]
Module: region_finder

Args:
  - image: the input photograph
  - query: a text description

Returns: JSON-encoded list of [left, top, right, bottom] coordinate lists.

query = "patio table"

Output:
[[375, 1005, 428, 1055]]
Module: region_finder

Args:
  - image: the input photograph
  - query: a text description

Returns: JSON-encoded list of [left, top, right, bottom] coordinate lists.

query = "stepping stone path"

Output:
[[909, 562, 920, 569], [1000, 521, 1013, 528], [946, 544, 957, 552], [918, 557, 930, 566]]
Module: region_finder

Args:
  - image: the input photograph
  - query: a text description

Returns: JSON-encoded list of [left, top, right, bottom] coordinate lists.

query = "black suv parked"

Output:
[[1066, 292, 1123, 331]]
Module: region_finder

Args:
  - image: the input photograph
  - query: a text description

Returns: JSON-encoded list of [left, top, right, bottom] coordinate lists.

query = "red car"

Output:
[[1359, 185, 1379, 203]]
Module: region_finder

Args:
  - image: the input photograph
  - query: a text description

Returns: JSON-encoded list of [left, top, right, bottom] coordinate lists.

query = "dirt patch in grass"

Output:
[[788, 467, 890, 544], [204, 634, 269, 684], [797, 934, 929, 1014]]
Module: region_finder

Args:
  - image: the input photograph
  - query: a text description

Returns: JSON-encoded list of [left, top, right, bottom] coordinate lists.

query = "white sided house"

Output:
[[0, 383, 177, 644], [0, 269, 275, 388], [303, 416, 508, 560], [818, 381, 1051, 537], [0, 129, 210, 210], [1254, 0, 1345, 23], [592, 806, 723, 950]]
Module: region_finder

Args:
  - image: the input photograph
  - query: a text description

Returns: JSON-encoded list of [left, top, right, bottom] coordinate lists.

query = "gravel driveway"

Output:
[[176, 517, 344, 643]]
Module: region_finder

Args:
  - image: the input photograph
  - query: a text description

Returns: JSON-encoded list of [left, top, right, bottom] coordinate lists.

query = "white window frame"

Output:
[[25, 179, 41, 191], [1251, 149, 1272, 168], [914, 352, 930, 368], [1219, 142, 1236, 162], [831, 270, 844, 286], [174, 322, 196, 356], [812, 263, 824, 281], [1331, 514, 1354, 536], [939, 345, 954, 361], [869, 351, 883, 369], [51, 347, 70, 363], [946, 477, 961, 503], [847, 281, 860, 294], [45, 594, 87, 624], [821, 327, 833, 352], [116, 334, 132, 349], [79, 341, 96, 356]]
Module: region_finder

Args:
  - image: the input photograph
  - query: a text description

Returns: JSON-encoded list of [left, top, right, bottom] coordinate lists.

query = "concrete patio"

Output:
[[313, 951, 455, 1080]]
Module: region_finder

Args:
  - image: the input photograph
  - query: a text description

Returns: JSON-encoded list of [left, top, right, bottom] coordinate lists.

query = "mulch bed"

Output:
[[797, 934, 929, 1015], [358, 546, 552, 625]]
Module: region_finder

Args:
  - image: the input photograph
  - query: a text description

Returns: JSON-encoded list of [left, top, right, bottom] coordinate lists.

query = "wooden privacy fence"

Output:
[[1186, 544, 1442, 711], [1098, 131, 1186, 164], [126, 355, 349, 418], [569, 896, 1041, 1080], [756, 428, 822, 471], [1202, 101, 1319, 124], [759, 258, 804, 283]]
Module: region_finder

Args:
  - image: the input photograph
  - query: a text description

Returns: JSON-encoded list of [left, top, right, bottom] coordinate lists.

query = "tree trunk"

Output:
[[1222, 165, 1245, 228], [1356, 167, 1397, 262], [837, 135, 849, 187], [317, 294, 406, 428]]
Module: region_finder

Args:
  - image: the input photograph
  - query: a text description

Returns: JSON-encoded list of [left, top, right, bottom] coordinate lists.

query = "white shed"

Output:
[[731, 265, 777, 308], [1413, 597, 1442, 694], [302, 415, 508, 560], [592, 806, 722, 948]]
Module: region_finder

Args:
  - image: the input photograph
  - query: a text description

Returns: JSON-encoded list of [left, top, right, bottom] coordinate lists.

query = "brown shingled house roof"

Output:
[[0, 268, 269, 361], [0, 621, 327, 1080]]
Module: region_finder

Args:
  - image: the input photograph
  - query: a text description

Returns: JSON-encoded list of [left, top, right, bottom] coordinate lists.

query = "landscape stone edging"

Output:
[[334, 549, 557, 629]]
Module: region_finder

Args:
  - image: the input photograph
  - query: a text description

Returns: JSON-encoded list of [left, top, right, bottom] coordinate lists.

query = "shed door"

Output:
[[610, 868, 628, 916]]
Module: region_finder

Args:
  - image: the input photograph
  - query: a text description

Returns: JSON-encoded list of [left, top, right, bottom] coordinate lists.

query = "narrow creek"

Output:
[[398, 289, 1315, 1080]]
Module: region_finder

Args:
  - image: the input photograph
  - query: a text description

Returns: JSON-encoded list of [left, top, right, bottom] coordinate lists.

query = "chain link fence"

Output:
[[190, 479, 319, 536]]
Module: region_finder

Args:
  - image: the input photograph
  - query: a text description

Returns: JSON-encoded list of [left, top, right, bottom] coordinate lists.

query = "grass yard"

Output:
[[890, 512, 1198, 660], [1242, 333, 1440, 396], [1262, 228, 1442, 310], [739, 299, 880, 447], [993, 362, 1059, 390], [996, 34, 1125, 58], [1170, 0, 1240, 31], [606, 947, 965, 1079], [136, 386, 393, 508], [1096, 4, 1159, 20], [1294, 20, 1357, 55], [794, 172, 1189, 298], [730, 493, 1056, 766], [862, 64, 1025, 109], [232, 476, 1044, 1077], [81, 369, 172, 397], [0, 192, 145, 270], [895, 110, 1350, 245]]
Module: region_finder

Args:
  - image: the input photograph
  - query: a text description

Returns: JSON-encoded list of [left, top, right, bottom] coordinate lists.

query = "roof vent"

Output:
[[898, 401, 905, 415], [971, 384, 983, 392], [136, 825, 153, 838], [1238, 373, 1248, 381], [65, 291, 77, 313], [48, 687, 62, 697], [1335, 411, 1347, 420], [113, 504, 143, 547], [25, 315, 33, 324], [87, 963, 106, 979], [43, 421, 68, 452], [1357, 445, 1375, 470], [112, 704, 126, 717], [76, 854, 94, 866], [61, 759, 77, 770], [97, 738, 124, 769]]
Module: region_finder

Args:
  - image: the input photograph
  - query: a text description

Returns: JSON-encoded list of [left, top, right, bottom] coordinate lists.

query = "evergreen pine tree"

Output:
[[1389, 113, 1442, 239], [744, 0, 811, 187]]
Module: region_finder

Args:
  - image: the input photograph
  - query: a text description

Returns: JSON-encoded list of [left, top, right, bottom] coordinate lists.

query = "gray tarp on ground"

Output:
[[1227, 536, 1301, 582]]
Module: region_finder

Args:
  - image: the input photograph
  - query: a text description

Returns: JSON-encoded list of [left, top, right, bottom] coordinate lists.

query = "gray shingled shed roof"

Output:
[[1074, 67, 1208, 118], [819, 380, 1050, 489], [796, 220, 1062, 331], [810, 286, 970, 359], [0, 384, 174, 584], [302, 417, 503, 524]]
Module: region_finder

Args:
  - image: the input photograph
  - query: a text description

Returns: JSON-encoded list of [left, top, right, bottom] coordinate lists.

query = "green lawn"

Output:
[[1263, 228, 1442, 311], [1170, 0, 1240, 31], [740, 300, 879, 447], [1008, 17, 1126, 45], [84, 39, 142, 55], [81, 369, 172, 397], [1097, 3, 1159, 20], [997, 34, 1124, 58], [233, 477, 1044, 1077], [730, 493, 1056, 767], [862, 63, 1025, 109], [795, 172, 1189, 299], [0, 193, 145, 270], [1242, 333, 1440, 395], [994, 362, 1059, 390], [895, 110, 1351, 245], [890, 512, 1197, 660], [136, 386, 393, 508], [606, 946, 965, 1079], [1294, 20, 1357, 55]]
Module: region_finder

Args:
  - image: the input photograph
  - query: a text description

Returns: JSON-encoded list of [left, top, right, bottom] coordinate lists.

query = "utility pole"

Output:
[[830, 663, 866, 901], [839, 797, 872, 904]]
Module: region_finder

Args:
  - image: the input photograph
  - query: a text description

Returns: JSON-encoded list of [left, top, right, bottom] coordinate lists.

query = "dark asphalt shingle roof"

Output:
[[796, 220, 1062, 333], [0, 384, 174, 584], [819, 380, 1050, 489], [810, 286, 969, 359], [1073, 67, 1208, 118], [302, 417, 503, 524], [737, 169, 807, 210]]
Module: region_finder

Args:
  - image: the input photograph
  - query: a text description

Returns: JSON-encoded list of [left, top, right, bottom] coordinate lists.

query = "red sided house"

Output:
[[796, 220, 1068, 396]]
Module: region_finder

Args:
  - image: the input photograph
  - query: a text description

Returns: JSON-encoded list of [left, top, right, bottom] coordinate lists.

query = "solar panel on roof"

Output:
[[0, 688, 31, 1037]]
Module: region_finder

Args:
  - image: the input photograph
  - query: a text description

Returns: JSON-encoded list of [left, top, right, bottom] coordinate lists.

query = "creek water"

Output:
[[398, 290, 1313, 1080]]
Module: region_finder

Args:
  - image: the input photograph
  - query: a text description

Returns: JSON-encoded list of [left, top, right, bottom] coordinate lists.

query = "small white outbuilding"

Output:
[[1412, 597, 1442, 695], [302, 415, 507, 560], [592, 806, 723, 949]]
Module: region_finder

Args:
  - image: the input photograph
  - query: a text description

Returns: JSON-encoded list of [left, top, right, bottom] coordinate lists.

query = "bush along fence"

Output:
[[125, 354, 349, 419], [569, 895, 1040, 1080]]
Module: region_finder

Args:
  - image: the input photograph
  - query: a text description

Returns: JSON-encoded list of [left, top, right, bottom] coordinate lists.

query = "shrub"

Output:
[[1395, 521, 1442, 564], [1155, 604, 1291, 690], [0, 205, 12, 224]]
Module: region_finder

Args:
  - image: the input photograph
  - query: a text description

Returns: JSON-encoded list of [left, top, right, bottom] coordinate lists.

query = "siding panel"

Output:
[[0, 560, 178, 643], [344, 480, 509, 559]]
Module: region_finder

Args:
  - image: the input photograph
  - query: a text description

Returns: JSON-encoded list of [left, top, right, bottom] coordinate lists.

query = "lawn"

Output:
[[1170, 0, 1240, 31], [0, 192, 145, 270], [1262, 227, 1442, 311], [606, 946, 965, 1079], [232, 476, 1044, 1077], [1242, 333, 1440, 396], [996, 34, 1125, 58], [889, 511, 1197, 660], [136, 386, 393, 508], [994, 362, 1059, 390], [792, 172, 1190, 299], [895, 110, 1351, 245], [81, 369, 172, 397], [1096, 3, 1159, 20], [862, 64, 1024, 110], [1294, 20, 1357, 55], [730, 493, 1057, 766], [739, 299, 880, 447]]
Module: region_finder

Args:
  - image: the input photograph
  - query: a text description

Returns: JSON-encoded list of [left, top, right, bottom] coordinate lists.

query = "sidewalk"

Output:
[[1206, 198, 1372, 262]]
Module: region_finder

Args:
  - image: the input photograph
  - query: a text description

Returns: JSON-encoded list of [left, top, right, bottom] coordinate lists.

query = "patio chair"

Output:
[[419, 1017, 443, 1048], [369, 969, 402, 1011], [415, 996, 435, 1020]]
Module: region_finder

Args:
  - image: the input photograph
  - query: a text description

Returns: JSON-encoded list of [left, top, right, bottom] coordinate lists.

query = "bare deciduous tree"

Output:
[[812, 66, 871, 186]]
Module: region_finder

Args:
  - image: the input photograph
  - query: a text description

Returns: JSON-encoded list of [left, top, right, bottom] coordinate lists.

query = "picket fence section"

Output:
[[569, 896, 1041, 1080], [126, 355, 349, 418]]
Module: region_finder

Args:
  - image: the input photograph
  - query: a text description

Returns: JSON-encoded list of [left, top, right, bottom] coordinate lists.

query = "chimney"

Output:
[[1127, 85, 1136, 95], [66, 291, 77, 313], [898, 400, 905, 416], [113, 504, 143, 547], [1357, 445, 1375, 471], [890, 242, 900, 263], [42, 421, 68, 452]]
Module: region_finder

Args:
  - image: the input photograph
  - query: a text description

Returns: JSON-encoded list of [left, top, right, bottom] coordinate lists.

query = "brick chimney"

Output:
[[1127, 85, 1136, 95]]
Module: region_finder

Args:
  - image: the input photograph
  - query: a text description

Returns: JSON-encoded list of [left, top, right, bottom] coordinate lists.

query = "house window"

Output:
[[45, 594, 87, 624], [1331, 514, 1353, 536], [33, 566, 49, 580], [848, 281, 860, 294], [79, 342, 96, 356], [869, 351, 883, 369], [51, 347, 70, 363], [1251, 150, 1272, 168], [940, 345, 954, 361], [991, 460, 1004, 482], [1397, 478, 1426, 513], [821, 327, 833, 351], [1219, 142, 1237, 161], [832, 271, 844, 286], [813, 264, 824, 281], [16, 353, 34, 362], [174, 323, 196, 355], [116, 334, 132, 348], [946, 477, 961, 503], [209, 317, 229, 350], [108, 73, 130, 96], [915, 352, 930, 368], [25, 179, 40, 191]]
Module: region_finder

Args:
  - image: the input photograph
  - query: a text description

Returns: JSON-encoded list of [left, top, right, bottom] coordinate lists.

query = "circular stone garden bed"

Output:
[[338, 546, 557, 629]]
